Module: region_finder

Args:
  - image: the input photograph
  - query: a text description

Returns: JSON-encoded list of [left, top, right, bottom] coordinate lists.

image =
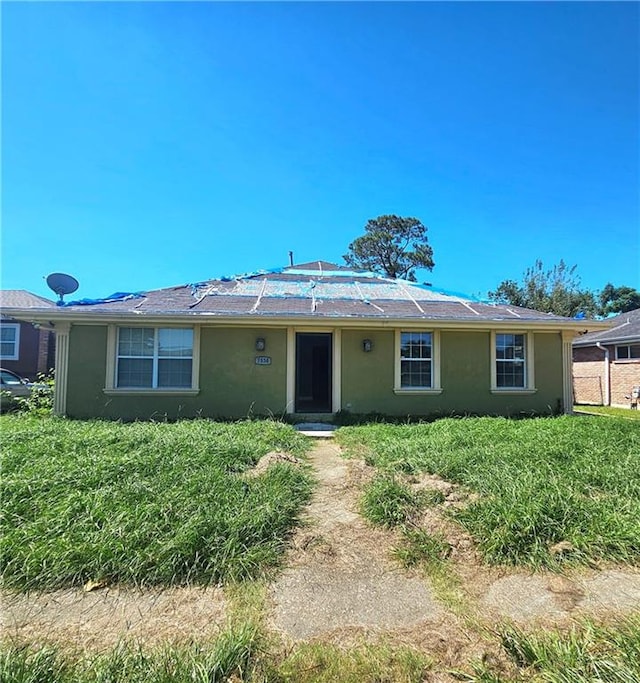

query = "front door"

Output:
[[295, 333, 332, 413]]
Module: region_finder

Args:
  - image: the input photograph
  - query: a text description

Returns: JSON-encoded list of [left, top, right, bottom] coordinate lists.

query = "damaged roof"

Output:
[[23, 260, 592, 325]]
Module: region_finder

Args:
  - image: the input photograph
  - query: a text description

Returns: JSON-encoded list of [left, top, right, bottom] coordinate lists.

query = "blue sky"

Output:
[[2, 1, 638, 302]]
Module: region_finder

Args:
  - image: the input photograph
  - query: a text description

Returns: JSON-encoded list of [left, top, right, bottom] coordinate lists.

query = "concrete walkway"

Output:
[[269, 441, 447, 640]]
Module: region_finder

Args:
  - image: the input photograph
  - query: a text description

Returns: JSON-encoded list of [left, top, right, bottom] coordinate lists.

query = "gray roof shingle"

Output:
[[1, 290, 55, 309], [573, 308, 640, 346]]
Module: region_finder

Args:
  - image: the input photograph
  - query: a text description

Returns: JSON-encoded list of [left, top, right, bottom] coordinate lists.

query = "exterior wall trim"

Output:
[[286, 328, 295, 413], [561, 330, 575, 413], [53, 322, 71, 416], [103, 389, 200, 396], [332, 328, 342, 413]]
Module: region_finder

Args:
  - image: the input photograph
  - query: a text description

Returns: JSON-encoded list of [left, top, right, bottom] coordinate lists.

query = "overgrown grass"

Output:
[[574, 404, 640, 420], [0, 624, 260, 683], [359, 475, 450, 567], [338, 416, 640, 568], [359, 473, 465, 614], [469, 615, 640, 682], [392, 527, 450, 569], [0, 416, 312, 590], [275, 642, 432, 682], [4, 618, 637, 683], [359, 474, 422, 527], [0, 638, 432, 683]]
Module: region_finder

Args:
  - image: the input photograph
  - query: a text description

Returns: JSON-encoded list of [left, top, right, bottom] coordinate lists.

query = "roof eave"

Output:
[[573, 333, 640, 347], [5, 307, 613, 332]]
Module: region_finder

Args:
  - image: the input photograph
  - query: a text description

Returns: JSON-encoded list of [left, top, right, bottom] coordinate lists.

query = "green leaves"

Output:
[[344, 214, 434, 281], [488, 259, 600, 318], [487, 260, 640, 318]]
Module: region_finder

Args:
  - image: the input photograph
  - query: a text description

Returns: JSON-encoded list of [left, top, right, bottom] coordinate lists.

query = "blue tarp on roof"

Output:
[[62, 292, 145, 307]]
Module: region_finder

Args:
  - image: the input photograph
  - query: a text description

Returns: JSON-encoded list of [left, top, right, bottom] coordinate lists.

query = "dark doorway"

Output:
[[295, 333, 332, 413]]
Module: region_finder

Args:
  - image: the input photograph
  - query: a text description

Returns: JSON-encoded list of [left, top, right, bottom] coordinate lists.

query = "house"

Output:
[[0, 290, 56, 380], [9, 261, 609, 420], [573, 308, 640, 408]]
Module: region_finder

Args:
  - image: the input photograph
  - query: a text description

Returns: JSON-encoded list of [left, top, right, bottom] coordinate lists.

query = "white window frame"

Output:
[[394, 329, 442, 394], [490, 330, 536, 394], [0, 323, 20, 361], [615, 344, 640, 361], [104, 325, 200, 395]]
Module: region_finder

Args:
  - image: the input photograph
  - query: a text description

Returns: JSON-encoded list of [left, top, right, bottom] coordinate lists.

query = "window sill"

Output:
[[103, 388, 200, 396], [613, 359, 640, 364], [394, 388, 443, 395], [490, 388, 537, 395]]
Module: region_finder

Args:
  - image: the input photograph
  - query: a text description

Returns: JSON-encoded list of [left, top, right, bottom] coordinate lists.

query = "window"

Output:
[[0, 323, 20, 360], [400, 332, 432, 388], [495, 333, 526, 388], [394, 330, 441, 393], [616, 344, 640, 360], [491, 332, 536, 393], [116, 327, 193, 389]]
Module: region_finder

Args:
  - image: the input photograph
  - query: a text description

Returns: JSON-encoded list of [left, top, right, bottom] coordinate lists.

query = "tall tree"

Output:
[[599, 283, 640, 315], [488, 260, 599, 318], [343, 215, 434, 281]]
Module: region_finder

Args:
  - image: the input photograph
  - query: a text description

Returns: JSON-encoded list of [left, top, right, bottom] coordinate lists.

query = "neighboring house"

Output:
[[573, 308, 640, 408], [0, 290, 56, 380], [9, 261, 609, 419]]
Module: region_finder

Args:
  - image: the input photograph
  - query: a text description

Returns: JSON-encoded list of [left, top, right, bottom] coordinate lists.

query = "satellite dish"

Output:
[[46, 273, 79, 303]]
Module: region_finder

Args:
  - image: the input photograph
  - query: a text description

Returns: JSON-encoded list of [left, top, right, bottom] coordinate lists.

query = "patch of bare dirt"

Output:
[[1, 585, 226, 650], [244, 450, 302, 477]]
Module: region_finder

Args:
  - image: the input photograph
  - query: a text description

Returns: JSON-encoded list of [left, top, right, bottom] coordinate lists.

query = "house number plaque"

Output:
[[255, 356, 271, 365]]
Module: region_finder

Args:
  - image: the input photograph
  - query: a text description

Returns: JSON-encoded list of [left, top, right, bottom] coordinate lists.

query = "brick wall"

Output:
[[37, 328, 55, 375], [573, 344, 640, 407], [611, 360, 640, 407], [573, 346, 605, 404]]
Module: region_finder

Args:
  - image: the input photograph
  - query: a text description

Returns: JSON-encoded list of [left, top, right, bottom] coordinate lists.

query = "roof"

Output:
[[1, 289, 55, 310], [5, 262, 610, 329], [573, 308, 640, 347]]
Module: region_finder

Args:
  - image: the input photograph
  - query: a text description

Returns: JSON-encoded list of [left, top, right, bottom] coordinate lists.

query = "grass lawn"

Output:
[[337, 415, 640, 568], [3, 414, 640, 682], [3, 617, 639, 682], [574, 404, 640, 420], [0, 416, 312, 590]]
